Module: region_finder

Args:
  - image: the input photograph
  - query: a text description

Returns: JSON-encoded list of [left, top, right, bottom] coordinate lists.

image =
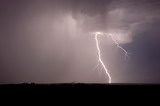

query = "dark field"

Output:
[[1, 83, 159, 96], [1, 83, 160, 88]]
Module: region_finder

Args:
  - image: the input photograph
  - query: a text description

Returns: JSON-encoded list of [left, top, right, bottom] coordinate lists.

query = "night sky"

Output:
[[0, 0, 160, 84]]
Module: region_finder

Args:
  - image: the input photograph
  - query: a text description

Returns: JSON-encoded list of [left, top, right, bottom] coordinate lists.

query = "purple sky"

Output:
[[0, 0, 160, 84]]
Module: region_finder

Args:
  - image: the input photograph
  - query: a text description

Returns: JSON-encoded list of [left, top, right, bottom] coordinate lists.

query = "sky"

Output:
[[0, 0, 160, 84]]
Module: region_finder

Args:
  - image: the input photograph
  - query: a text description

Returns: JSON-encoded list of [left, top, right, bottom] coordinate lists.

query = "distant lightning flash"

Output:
[[94, 32, 129, 83]]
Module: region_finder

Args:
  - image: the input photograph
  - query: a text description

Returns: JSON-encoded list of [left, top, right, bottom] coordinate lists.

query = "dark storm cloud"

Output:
[[0, 0, 160, 83], [123, 18, 160, 83]]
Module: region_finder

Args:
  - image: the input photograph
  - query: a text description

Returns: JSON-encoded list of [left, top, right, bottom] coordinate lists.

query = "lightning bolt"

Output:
[[93, 32, 129, 83], [107, 33, 129, 60], [94, 32, 112, 83]]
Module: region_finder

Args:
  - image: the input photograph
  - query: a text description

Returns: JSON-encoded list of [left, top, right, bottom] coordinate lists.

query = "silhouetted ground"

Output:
[[1, 83, 160, 96], [1, 83, 160, 88], [1, 83, 159, 102]]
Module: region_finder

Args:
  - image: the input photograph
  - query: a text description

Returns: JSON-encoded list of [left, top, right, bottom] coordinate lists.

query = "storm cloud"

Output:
[[0, 0, 160, 83]]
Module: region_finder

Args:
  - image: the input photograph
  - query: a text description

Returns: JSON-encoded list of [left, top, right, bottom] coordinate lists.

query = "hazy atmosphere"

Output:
[[0, 0, 160, 84]]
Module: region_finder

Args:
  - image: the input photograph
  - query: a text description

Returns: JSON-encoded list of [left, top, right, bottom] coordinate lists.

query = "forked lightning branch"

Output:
[[93, 32, 129, 83]]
